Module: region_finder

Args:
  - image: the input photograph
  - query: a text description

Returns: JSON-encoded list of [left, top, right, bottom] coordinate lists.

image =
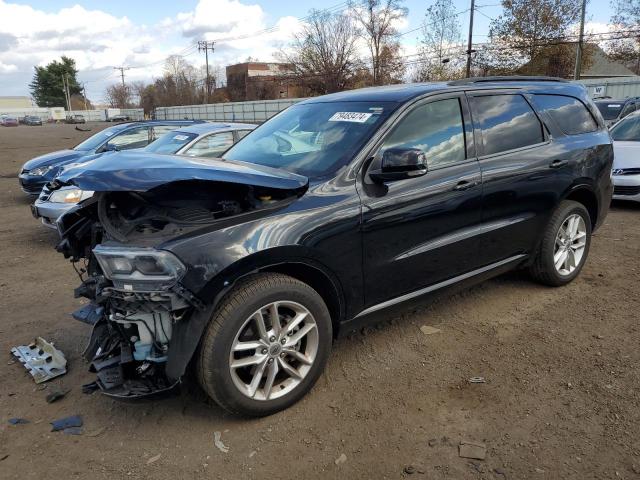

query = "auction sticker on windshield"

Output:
[[329, 112, 373, 123]]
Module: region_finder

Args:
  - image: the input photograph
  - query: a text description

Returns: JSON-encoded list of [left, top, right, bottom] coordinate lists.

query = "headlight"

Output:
[[28, 165, 54, 176], [48, 188, 94, 203], [93, 246, 186, 291]]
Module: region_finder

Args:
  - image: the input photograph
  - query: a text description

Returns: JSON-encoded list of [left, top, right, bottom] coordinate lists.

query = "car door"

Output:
[[467, 91, 565, 264], [359, 93, 483, 307], [183, 131, 235, 158]]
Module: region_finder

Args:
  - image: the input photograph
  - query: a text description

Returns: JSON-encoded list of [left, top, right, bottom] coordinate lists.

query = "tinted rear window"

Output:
[[470, 94, 544, 156], [595, 101, 623, 120], [534, 94, 597, 135]]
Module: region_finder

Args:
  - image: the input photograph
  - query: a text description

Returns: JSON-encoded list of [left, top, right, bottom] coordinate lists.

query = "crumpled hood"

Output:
[[54, 151, 309, 192], [22, 149, 87, 171], [613, 141, 640, 170]]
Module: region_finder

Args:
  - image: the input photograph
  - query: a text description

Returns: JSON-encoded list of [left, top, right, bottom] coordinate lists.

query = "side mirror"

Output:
[[369, 148, 428, 183]]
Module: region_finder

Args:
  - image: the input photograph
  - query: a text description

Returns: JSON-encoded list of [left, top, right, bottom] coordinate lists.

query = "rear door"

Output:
[[467, 91, 564, 263], [360, 93, 483, 307]]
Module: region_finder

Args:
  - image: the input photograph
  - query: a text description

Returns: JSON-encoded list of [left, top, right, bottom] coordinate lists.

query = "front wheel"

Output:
[[529, 200, 592, 286], [197, 273, 332, 416]]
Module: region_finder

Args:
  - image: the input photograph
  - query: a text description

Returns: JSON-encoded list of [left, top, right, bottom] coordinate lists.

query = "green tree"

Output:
[[29, 56, 81, 107]]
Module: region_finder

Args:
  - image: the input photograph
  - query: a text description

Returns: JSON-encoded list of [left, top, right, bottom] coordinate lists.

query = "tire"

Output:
[[529, 200, 592, 287], [197, 273, 332, 416]]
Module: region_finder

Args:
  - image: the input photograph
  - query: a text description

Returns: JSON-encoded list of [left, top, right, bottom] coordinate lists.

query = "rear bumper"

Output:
[[612, 175, 640, 203]]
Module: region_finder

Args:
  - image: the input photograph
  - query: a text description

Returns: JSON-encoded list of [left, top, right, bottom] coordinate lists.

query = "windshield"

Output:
[[144, 130, 198, 154], [595, 101, 623, 120], [223, 101, 396, 177], [610, 115, 640, 141], [74, 126, 126, 151]]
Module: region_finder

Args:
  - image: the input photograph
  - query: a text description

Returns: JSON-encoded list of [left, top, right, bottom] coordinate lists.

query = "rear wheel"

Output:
[[197, 273, 332, 416], [529, 200, 592, 286]]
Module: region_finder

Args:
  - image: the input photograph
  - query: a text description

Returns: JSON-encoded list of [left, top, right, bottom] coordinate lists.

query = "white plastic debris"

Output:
[[214, 431, 229, 453], [11, 337, 67, 384]]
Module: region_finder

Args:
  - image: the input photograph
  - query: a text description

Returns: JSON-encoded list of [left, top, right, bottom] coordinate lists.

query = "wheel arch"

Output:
[[562, 184, 599, 229]]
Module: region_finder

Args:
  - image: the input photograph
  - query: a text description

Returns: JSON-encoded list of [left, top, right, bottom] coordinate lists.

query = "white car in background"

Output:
[[610, 111, 640, 203]]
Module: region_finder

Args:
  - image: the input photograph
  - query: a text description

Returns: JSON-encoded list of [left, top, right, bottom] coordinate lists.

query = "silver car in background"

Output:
[[609, 111, 640, 203], [33, 122, 256, 228]]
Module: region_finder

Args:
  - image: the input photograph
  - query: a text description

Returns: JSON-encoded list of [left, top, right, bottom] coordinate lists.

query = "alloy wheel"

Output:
[[229, 301, 319, 401], [553, 213, 587, 276]]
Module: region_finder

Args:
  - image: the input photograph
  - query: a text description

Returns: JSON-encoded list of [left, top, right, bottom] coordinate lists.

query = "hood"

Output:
[[54, 151, 309, 192], [22, 149, 87, 171], [612, 141, 640, 170]]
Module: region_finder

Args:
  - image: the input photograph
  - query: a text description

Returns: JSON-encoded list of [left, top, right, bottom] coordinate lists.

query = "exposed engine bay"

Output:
[[56, 177, 304, 398]]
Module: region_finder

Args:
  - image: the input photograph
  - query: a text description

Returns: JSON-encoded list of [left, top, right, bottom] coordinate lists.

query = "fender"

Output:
[[165, 249, 346, 381]]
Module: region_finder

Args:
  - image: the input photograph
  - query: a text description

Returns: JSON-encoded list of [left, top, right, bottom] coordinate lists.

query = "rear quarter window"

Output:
[[534, 94, 598, 135], [469, 94, 544, 156]]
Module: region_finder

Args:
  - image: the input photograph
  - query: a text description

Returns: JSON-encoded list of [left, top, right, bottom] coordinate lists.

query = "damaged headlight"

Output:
[[93, 246, 186, 291], [28, 165, 54, 176], [49, 188, 94, 204]]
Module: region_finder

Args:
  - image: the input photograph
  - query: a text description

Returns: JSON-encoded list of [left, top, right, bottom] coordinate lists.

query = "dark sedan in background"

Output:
[[18, 120, 203, 195], [22, 115, 43, 126]]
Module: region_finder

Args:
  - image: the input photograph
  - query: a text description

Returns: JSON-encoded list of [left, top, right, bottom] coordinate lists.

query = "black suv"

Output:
[[54, 77, 612, 416]]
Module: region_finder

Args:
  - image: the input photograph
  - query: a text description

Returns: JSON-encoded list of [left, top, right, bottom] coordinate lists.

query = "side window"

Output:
[[235, 129, 252, 141], [105, 126, 150, 150], [185, 132, 235, 158], [379, 98, 466, 169], [152, 125, 179, 140], [533, 94, 597, 135], [620, 101, 636, 119], [470, 94, 544, 156]]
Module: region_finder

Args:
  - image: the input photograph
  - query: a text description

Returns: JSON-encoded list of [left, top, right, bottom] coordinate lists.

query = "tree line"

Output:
[[30, 0, 640, 111]]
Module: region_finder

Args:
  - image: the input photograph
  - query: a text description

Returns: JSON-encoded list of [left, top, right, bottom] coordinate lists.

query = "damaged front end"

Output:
[[54, 153, 308, 399]]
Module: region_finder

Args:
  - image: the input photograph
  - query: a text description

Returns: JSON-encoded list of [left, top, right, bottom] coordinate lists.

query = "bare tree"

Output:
[[488, 0, 584, 76], [104, 84, 132, 108], [281, 9, 361, 94], [414, 0, 463, 81], [607, 0, 640, 74], [350, 0, 408, 85]]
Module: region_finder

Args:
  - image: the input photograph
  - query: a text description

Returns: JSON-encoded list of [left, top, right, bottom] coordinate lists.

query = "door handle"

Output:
[[453, 180, 477, 191], [549, 159, 568, 169]]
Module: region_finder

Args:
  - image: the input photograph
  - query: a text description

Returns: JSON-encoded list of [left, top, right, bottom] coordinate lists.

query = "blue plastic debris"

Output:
[[50, 415, 83, 432], [8, 418, 29, 425]]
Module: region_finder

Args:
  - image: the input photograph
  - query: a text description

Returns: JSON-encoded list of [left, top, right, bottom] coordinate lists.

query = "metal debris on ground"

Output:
[[146, 453, 162, 465], [459, 441, 487, 460], [45, 390, 69, 404], [10, 337, 67, 384], [213, 431, 229, 453], [469, 377, 486, 384], [420, 325, 441, 335], [8, 418, 29, 425], [50, 415, 83, 432], [335, 453, 347, 465], [404, 465, 416, 474]]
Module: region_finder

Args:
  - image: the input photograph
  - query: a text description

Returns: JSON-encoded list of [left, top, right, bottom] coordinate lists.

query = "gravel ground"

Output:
[[1, 123, 639, 479]]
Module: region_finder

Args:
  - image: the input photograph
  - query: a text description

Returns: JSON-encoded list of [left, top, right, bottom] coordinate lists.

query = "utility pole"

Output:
[[82, 83, 88, 110], [198, 40, 215, 104], [113, 66, 130, 87], [465, 0, 476, 78], [61, 74, 71, 112], [574, 0, 587, 80]]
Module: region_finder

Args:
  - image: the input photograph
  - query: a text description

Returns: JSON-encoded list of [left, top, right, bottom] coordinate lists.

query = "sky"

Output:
[[0, 0, 616, 103]]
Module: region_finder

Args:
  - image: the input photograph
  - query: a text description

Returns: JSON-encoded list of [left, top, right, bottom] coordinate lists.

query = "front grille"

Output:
[[614, 185, 640, 196], [613, 168, 640, 176], [21, 183, 43, 194]]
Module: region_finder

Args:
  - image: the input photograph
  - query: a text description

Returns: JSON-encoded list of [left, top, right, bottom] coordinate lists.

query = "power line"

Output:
[[198, 40, 215, 103]]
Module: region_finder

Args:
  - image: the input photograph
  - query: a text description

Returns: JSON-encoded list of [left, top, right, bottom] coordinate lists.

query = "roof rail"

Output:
[[448, 75, 569, 86]]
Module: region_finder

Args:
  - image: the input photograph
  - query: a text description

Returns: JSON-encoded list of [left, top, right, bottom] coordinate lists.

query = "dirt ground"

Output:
[[0, 123, 639, 480]]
